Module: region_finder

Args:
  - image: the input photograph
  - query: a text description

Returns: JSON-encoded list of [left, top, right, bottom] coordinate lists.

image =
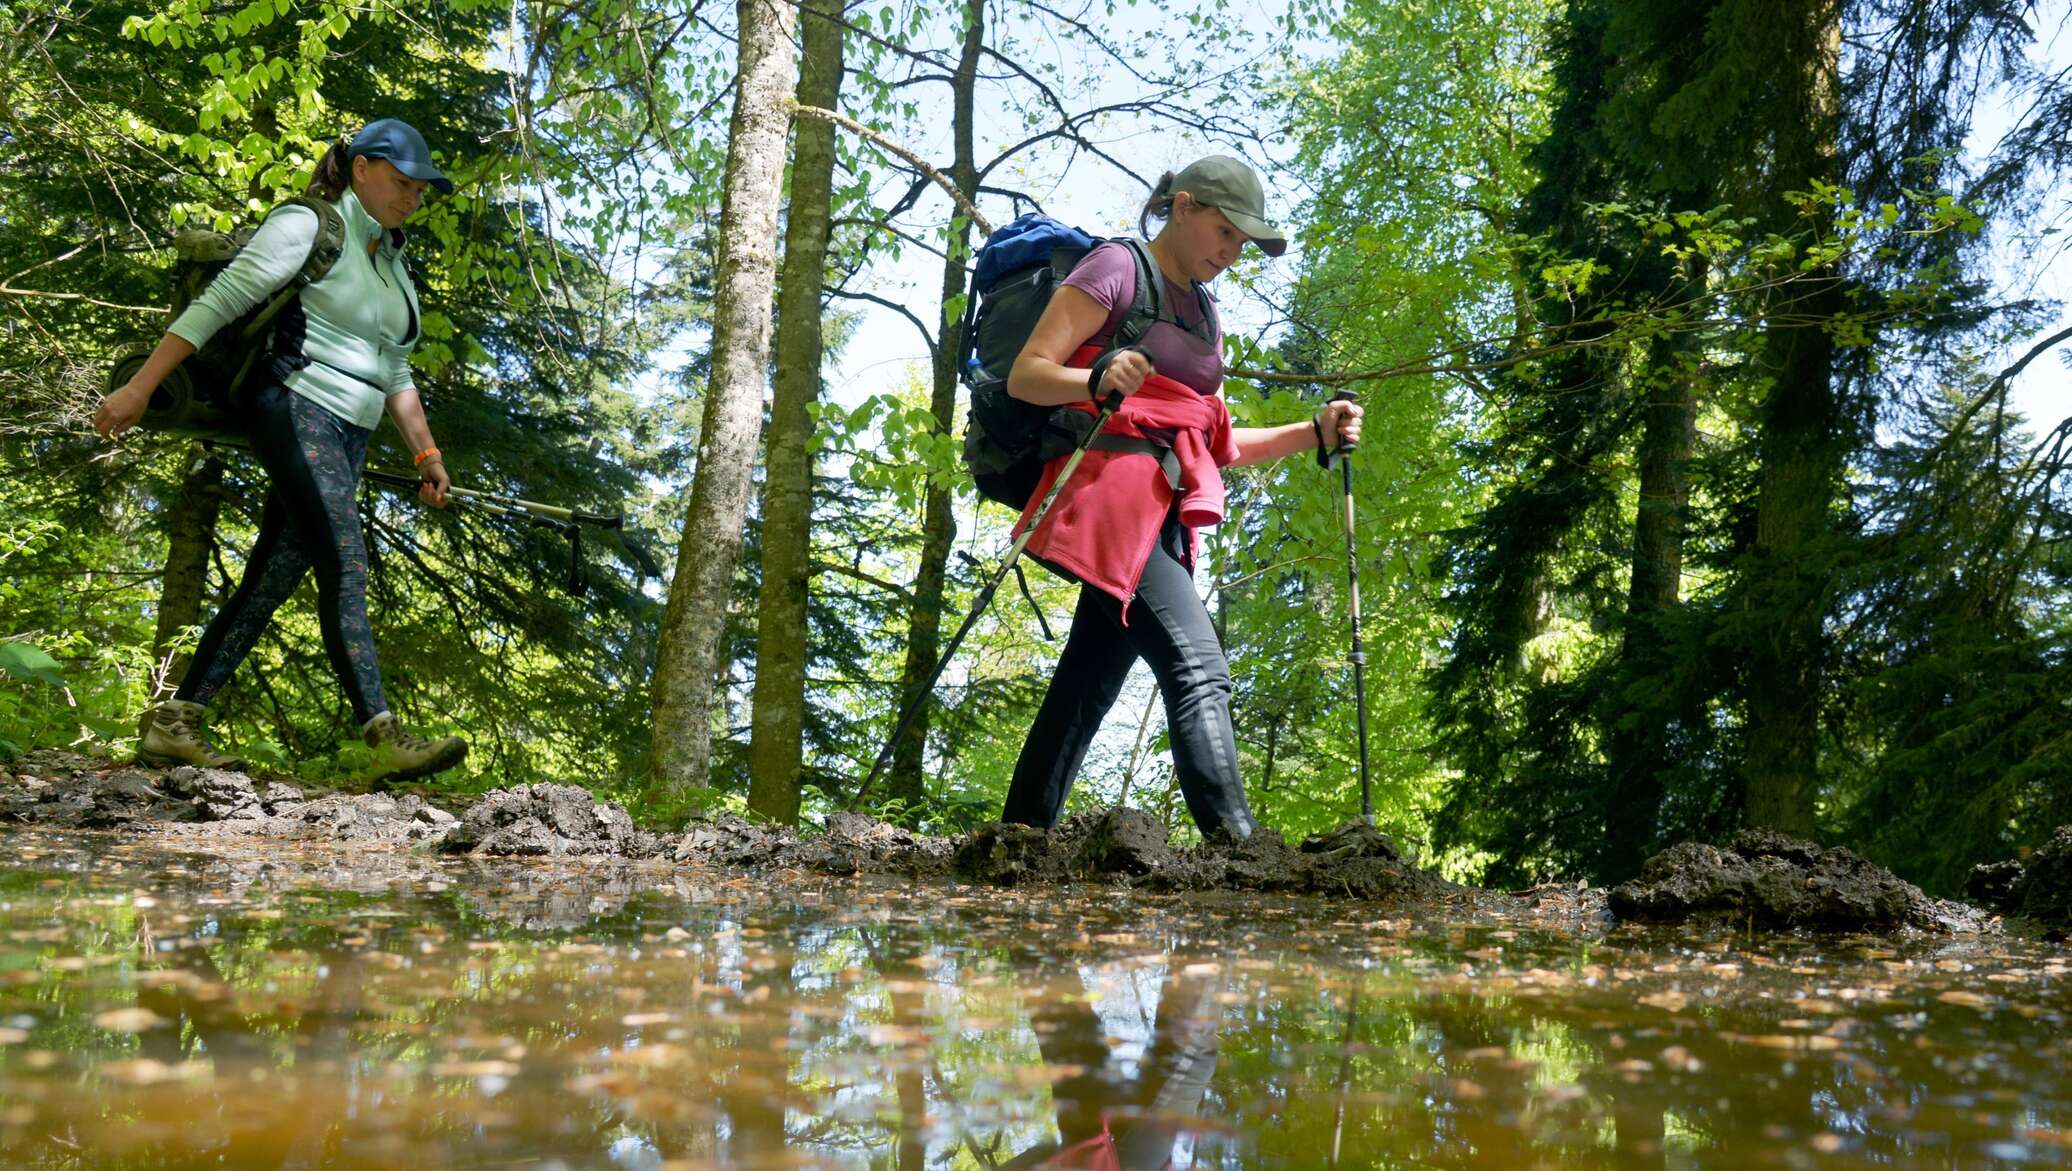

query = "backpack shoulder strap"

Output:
[[239, 196, 346, 340], [1109, 238, 1166, 349], [1111, 238, 1220, 346], [275, 196, 346, 285]]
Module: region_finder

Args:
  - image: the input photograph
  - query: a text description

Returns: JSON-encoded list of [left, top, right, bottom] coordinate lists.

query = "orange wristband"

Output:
[[414, 446, 442, 467]]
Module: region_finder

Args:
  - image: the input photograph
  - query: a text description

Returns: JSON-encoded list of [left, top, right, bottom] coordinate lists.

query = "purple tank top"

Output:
[[1061, 242, 1224, 396]]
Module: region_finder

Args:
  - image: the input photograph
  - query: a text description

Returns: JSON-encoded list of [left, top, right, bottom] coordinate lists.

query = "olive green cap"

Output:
[[1173, 155, 1285, 257]]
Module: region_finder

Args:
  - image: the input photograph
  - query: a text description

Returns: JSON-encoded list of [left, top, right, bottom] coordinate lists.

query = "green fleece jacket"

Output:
[[168, 189, 421, 429]]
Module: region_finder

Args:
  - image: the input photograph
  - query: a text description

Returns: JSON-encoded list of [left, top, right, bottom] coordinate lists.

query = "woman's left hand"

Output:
[[419, 458, 451, 508], [1317, 399, 1365, 451]]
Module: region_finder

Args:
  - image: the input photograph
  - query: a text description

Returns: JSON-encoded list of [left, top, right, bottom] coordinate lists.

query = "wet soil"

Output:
[[1608, 828, 1990, 933], [1, 750, 2058, 935], [1965, 826, 2072, 933]]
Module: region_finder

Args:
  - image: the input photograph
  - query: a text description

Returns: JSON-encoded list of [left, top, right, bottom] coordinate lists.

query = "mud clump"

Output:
[[675, 813, 955, 880], [4, 754, 460, 848], [954, 821, 1059, 885], [1609, 829, 1946, 931], [148, 769, 453, 849], [2015, 825, 2072, 926], [1965, 859, 2028, 912], [1150, 821, 1450, 900], [1, 752, 1459, 908], [1296, 822, 1443, 900], [443, 783, 664, 859], [956, 809, 1180, 886], [676, 814, 798, 868], [1072, 808, 1174, 877], [953, 811, 1450, 901], [163, 766, 266, 820], [271, 792, 456, 847], [2, 765, 200, 829], [794, 812, 956, 878]]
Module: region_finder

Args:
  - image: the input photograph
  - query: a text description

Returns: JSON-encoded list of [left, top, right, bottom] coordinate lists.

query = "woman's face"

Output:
[[1160, 192, 1248, 282], [351, 157, 430, 230]]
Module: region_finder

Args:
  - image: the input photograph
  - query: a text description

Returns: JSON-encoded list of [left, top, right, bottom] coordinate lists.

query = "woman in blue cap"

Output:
[[96, 118, 468, 787]]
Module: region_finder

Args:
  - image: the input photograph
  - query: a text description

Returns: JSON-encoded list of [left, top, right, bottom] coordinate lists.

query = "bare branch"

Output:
[[826, 287, 940, 360], [791, 101, 992, 234]]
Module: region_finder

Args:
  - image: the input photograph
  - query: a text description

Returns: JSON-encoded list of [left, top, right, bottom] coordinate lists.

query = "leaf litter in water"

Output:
[[0, 831, 2064, 1170]]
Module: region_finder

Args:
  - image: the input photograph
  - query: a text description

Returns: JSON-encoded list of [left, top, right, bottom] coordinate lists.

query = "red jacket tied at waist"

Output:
[[1012, 345, 1238, 621]]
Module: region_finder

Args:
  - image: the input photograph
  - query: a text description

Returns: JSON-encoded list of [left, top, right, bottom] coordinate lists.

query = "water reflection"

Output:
[[1002, 953, 1221, 1169], [0, 832, 2063, 1169]]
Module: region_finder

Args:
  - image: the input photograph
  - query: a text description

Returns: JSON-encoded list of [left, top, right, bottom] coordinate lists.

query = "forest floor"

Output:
[[1, 747, 2061, 940]]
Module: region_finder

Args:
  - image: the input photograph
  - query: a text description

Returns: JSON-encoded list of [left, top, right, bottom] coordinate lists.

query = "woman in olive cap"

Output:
[[1000, 154, 1363, 840], [96, 118, 467, 787]]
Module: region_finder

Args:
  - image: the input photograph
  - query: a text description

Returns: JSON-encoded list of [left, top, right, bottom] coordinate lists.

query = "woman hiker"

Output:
[[95, 118, 468, 787], [1001, 154, 1362, 842]]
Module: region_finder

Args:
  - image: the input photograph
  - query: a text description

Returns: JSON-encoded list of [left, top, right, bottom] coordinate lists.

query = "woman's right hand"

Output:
[[1096, 348, 1156, 398], [94, 380, 153, 439]]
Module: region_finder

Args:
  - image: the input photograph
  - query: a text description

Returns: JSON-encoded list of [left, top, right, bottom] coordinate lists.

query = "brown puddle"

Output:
[[0, 830, 2065, 1169]]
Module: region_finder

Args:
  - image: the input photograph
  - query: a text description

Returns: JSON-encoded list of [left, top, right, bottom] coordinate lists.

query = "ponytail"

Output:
[[304, 133, 353, 200], [1137, 171, 1177, 237]]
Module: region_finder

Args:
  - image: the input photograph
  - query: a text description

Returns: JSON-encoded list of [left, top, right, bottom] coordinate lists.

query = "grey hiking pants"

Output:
[[1002, 520, 1257, 839]]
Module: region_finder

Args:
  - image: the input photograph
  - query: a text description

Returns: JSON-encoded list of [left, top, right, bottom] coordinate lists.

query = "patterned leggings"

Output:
[[177, 383, 389, 724]]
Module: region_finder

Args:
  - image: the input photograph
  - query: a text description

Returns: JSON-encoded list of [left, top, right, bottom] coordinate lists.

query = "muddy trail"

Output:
[[3, 748, 2061, 936]]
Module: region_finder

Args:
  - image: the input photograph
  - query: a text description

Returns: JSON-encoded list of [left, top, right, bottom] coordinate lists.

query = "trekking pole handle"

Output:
[[1320, 390, 1358, 469]]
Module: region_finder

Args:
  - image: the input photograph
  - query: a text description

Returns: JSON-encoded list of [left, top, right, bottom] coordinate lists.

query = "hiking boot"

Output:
[[136, 699, 245, 770], [363, 713, 466, 789]]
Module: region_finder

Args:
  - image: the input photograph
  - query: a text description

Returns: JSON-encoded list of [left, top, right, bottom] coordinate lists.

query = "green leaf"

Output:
[[0, 643, 67, 689]]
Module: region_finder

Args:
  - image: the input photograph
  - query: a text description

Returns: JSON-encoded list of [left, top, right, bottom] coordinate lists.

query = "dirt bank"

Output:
[[0, 750, 2045, 936]]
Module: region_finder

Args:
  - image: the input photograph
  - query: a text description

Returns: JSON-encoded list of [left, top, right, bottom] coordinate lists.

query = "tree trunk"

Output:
[[745, 0, 845, 824], [648, 0, 797, 798], [1627, 348, 1698, 622], [1602, 326, 1700, 879], [884, 0, 984, 812], [1742, 10, 1841, 839], [150, 445, 227, 696]]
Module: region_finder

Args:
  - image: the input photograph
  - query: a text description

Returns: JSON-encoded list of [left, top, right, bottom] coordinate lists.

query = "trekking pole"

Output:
[[197, 436, 661, 592], [355, 467, 661, 596], [1329, 985, 1362, 1169], [847, 389, 1126, 813], [202, 434, 630, 530], [1324, 391, 1374, 826], [356, 467, 625, 529]]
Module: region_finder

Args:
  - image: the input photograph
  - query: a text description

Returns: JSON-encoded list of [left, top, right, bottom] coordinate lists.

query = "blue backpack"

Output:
[[958, 214, 1215, 508]]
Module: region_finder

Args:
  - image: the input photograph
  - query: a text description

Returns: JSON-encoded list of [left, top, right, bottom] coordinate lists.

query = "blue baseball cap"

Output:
[[349, 118, 453, 194]]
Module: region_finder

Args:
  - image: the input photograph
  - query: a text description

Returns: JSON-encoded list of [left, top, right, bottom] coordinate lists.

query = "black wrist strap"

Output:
[[1313, 414, 1331, 468]]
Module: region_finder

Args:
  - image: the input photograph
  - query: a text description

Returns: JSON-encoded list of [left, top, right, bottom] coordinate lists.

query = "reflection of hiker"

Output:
[[95, 119, 467, 786], [1004, 961, 1223, 1170], [1000, 156, 1362, 841]]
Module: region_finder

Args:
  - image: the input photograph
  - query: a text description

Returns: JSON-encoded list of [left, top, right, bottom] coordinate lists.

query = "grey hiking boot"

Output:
[[363, 713, 466, 789], [136, 699, 245, 770]]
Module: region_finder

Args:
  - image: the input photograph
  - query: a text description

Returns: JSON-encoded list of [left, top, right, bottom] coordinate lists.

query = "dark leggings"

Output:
[[177, 384, 388, 724], [1002, 523, 1257, 838]]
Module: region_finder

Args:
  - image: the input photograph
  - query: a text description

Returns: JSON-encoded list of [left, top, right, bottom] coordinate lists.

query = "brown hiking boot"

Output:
[[136, 699, 245, 770], [363, 713, 466, 789]]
